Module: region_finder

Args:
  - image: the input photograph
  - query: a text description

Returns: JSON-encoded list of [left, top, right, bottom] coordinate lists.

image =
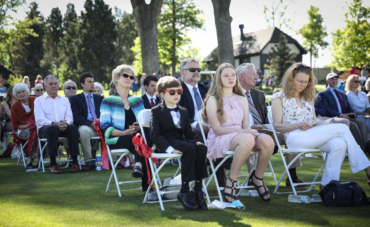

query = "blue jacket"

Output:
[[317, 87, 354, 117]]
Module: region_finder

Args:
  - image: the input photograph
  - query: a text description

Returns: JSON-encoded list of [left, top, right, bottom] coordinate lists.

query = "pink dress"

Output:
[[207, 95, 244, 160]]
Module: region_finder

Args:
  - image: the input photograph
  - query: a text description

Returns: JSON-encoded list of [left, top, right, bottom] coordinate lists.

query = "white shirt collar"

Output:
[[44, 92, 61, 99], [166, 104, 178, 109], [146, 93, 157, 100], [184, 82, 199, 92]]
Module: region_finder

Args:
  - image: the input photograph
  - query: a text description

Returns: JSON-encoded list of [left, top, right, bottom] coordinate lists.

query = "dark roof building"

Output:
[[204, 26, 307, 74]]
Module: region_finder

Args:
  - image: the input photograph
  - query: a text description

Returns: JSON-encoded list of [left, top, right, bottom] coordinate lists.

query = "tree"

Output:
[[299, 6, 328, 67], [159, 0, 204, 75], [131, 0, 163, 75], [11, 2, 46, 80], [77, 0, 117, 83], [114, 8, 138, 67], [0, 0, 26, 30], [42, 7, 63, 75], [58, 3, 79, 83], [331, 0, 370, 70], [261, 0, 295, 31], [264, 34, 296, 84], [211, 0, 234, 65]]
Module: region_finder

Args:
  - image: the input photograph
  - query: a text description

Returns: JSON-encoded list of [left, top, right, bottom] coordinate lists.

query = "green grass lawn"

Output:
[[1, 153, 370, 226]]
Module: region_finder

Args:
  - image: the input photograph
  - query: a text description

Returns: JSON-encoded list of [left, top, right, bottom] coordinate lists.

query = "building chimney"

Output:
[[239, 24, 245, 41]]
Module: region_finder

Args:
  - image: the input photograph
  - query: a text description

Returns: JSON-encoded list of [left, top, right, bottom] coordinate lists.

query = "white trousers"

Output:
[[286, 123, 370, 185]]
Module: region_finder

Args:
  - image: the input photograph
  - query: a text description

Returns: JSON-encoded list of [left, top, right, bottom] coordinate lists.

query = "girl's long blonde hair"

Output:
[[344, 74, 360, 92], [202, 63, 244, 123], [281, 62, 317, 103]]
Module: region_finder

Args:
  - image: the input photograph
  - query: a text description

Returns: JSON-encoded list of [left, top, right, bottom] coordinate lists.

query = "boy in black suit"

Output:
[[150, 76, 208, 211]]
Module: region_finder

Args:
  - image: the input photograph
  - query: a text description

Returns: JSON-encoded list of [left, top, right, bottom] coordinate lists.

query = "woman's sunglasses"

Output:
[[294, 65, 312, 72], [164, 89, 183, 95], [120, 73, 135, 80], [35, 89, 44, 92], [352, 80, 361, 84], [65, 86, 77, 90]]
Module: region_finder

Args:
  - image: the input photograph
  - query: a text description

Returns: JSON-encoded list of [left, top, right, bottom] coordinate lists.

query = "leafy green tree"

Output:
[[262, 0, 295, 31], [114, 8, 138, 67], [11, 2, 46, 81], [77, 0, 117, 83], [0, 0, 26, 30], [331, 0, 370, 70], [299, 6, 328, 67], [42, 7, 64, 75], [159, 0, 204, 75], [264, 34, 296, 84], [58, 3, 79, 83]]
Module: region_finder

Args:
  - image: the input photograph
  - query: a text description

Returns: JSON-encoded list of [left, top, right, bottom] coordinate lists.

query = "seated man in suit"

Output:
[[141, 75, 160, 109], [70, 72, 104, 171], [318, 72, 370, 153], [237, 63, 308, 187], [150, 76, 208, 211], [34, 75, 80, 174]]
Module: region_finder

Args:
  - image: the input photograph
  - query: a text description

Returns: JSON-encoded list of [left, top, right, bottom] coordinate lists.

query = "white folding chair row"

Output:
[[197, 110, 276, 202], [138, 109, 210, 211], [267, 111, 327, 196], [17, 140, 29, 167], [67, 136, 101, 167], [37, 137, 82, 172]]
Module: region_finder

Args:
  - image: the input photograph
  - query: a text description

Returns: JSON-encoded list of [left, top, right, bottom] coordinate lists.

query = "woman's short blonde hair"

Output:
[[36, 75, 42, 80], [23, 75, 29, 83], [281, 62, 317, 103], [345, 74, 361, 92], [112, 64, 135, 85]]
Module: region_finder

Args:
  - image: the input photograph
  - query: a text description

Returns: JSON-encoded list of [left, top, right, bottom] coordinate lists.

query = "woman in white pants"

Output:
[[271, 62, 370, 189]]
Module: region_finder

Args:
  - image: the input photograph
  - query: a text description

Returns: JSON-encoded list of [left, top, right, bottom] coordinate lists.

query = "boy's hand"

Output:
[[172, 150, 182, 154]]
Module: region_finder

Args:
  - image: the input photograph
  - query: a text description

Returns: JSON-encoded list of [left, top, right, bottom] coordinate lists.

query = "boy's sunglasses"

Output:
[[65, 86, 77, 90], [185, 68, 201, 73], [120, 73, 135, 80], [164, 89, 183, 95]]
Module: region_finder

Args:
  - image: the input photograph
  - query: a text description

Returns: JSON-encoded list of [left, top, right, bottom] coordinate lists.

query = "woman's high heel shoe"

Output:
[[250, 170, 270, 202]]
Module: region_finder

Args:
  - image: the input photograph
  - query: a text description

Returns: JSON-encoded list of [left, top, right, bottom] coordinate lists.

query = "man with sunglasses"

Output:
[[70, 72, 104, 171], [317, 72, 370, 153], [34, 83, 44, 97], [63, 80, 77, 99]]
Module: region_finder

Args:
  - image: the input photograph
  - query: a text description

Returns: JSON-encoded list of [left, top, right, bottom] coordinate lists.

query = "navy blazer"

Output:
[[178, 81, 209, 123], [314, 97, 326, 116], [317, 87, 353, 117], [70, 93, 104, 126], [141, 94, 161, 109]]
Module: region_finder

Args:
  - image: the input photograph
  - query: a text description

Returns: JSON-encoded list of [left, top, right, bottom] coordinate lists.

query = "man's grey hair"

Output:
[[94, 82, 105, 92], [35, 83, 43, 89], [44, 74, 59, 84], [63, 79, 77, 89], [236, 63, 256, 76], [13, 83, 30, 98], [179, 58, 199, 71]]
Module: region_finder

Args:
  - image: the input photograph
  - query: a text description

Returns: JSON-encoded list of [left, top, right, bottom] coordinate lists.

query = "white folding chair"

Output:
[[267, 111, 328, 195], [138, 109, 210, 211], [37, 137, 82, 172], [3, 132, 12, 151], [197, 110, 277, 202], [17, 140, 29, 167]]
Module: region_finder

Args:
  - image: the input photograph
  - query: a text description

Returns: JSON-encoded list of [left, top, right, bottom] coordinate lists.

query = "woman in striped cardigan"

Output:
[[100, 64, 157, 200]]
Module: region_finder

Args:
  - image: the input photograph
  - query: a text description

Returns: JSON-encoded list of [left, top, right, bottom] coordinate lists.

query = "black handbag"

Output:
[[319, 181, 369, 207]]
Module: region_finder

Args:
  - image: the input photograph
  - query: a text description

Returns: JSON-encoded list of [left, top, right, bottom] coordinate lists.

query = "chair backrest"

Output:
[[197, 110, 208, 146], [138, 109, 152, 145], [267, 106, 271, 113], [267, 110, 284, 150]]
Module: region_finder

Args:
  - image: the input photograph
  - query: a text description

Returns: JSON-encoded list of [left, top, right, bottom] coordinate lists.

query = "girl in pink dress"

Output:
[[202, 63, 274, 202]]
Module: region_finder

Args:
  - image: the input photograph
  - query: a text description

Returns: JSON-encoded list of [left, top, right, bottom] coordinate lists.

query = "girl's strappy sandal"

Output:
[[224, 177, 237, 202], [250, 170, 270, 202]]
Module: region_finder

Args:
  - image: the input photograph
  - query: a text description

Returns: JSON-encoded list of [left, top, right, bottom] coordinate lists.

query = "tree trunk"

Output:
[[171, 0, 176, 77], [310, 42, 312, 67], [211, 0, 234, 65], [131, 0, 163, 75]]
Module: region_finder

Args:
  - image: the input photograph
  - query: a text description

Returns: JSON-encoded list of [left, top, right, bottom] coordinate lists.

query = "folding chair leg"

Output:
[[269, 160, 278, 185], [202, 179, 211, 205], [149, 158, 165, 211], [106, 152, 127, 197]]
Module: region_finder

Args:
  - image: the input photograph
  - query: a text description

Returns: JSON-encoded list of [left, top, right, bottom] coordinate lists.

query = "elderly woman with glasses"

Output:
[[271, 62, 370, 189], [34, 84, 44, 97], [345, 74, 370, 130], [11, 83, 38, 168], [100, 64, 157, 201], [63, 80, 77, 99]]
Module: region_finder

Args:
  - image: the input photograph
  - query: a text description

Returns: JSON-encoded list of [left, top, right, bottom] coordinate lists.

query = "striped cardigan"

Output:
[[100, 93, 144, 145]]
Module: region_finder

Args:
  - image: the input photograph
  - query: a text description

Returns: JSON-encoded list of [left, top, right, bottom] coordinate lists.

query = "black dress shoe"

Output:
[[191, 189, 208, 210], [177, 192, 199, 211]]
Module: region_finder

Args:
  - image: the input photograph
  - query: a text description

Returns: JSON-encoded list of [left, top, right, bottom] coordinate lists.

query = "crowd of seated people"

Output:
[[3, 60, 370, 212]]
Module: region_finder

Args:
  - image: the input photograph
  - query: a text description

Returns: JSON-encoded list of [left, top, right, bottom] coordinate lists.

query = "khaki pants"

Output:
[[78, 125, 99, 162]]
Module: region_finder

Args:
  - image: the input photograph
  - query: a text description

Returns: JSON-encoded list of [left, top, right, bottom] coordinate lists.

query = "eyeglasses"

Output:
[[35, 89, 44, 92], [65, 86, 77, 90], [294, 65, 312, 72], [120, 73, 135, 80], [295, 79, 310, 85], [164, 89, 183, 95], [185, 68, 201, 73], [352, 80, 361, 84]]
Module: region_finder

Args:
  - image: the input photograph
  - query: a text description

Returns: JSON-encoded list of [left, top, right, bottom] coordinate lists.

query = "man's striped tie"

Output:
[[246, 91, 263, 125]]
